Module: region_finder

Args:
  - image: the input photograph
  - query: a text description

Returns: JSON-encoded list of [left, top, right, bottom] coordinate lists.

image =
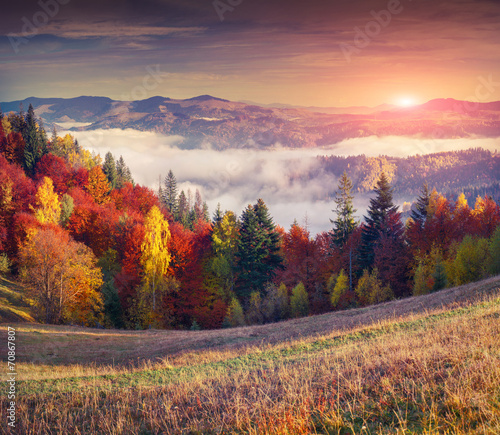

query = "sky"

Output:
[[1, 0, 500, 107]]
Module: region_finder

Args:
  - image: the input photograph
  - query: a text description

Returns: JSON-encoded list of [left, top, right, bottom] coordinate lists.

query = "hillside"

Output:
[[1, 276, 499, 433], [316, 148, 500, 202], [2, 96, 500, 150], [0, 277, 35, 324]]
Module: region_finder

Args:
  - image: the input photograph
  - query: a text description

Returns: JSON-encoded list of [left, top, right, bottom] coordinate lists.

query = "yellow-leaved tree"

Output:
[[31, 176, 61, 224], [140, 205, 171, 318]]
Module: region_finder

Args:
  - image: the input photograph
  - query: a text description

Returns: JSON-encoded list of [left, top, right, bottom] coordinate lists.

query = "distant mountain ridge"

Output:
[[1, 95, 500, 150]]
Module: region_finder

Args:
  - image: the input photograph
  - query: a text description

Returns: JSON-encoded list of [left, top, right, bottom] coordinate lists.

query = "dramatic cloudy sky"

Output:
[[1, 0, 500, 106]]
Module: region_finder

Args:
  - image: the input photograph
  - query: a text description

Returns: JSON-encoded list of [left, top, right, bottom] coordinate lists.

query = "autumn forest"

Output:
[[1, 105, 500, 331]]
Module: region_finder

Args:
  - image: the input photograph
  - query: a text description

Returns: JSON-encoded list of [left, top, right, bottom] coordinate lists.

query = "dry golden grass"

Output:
[[1, 276, 500, 434]]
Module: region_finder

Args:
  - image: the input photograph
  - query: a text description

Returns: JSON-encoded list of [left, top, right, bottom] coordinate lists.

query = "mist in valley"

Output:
[[63, 128, 500, 234]]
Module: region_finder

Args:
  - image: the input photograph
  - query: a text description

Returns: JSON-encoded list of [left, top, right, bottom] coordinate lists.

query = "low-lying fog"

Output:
[[63, 128, 500, 234]]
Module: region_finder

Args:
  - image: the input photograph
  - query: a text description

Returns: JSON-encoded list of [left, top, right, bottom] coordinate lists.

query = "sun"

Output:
[[395, 96, 418, 107]]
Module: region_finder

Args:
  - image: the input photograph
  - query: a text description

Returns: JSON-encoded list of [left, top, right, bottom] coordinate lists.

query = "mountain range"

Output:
[[1, 95, 500, 150]]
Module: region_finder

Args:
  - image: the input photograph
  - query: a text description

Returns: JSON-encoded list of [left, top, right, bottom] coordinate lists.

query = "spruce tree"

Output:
[[116, 155, 133, 188], [213, 203, 223, 225], [411, 183, 430, 228], [359, 173, 399, 270], [177, 190, 189, 226], [331, 171, 357, 249], [254, 198, 283, 276], [23, 104, 40, 175], [236, 199, 283, 300], [163, 170, 178, 216], [103, 152, 117, 189], [236, 204, 265, 300]]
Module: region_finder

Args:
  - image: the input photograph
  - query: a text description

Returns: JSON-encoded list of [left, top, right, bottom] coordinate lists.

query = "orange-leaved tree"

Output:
[[18, 226, 103, 324], [86, 165, 110, 205]]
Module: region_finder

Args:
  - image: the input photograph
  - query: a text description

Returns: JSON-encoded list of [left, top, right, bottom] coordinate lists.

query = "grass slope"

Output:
[[1, 276, 499, 434], [0, 277, 35, 324]]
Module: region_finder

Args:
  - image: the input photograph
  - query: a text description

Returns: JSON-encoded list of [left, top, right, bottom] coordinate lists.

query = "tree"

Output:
[[290, 282, 309, 318], [140, 205, 171, 315], [488, 225, 500, 275], [246, 291, 264, 324], [163, 170, 178, 216], [262, 283, 289, 322], [22, 104, 47, 175], [331, 171, 357, 249], [18, 227, 103, 324], [30, 177, 61, 225], [60, 194, 74, 227], [225, 297, 245, 327], [211, 210, 239, 299], [277, 222, 322, 296], [86, 166, 110, 204], [355, 268, 393, 306], [410, 183, 430, 228], [236, 199, 283, 300], [177, 190, 189, 226], [116, 155, 133, 188], [103, 152, 117, 189], [330, 269, 354, 309], [450, 235, 489, 285], [359, 173, 399, 270]]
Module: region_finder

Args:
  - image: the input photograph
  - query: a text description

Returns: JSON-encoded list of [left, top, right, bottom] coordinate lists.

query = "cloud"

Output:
[[40, 22, 206, 39], [62, 128, 500, 234]]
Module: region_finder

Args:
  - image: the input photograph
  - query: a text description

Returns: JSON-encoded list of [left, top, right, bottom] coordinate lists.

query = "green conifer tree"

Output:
[[359, 173, 399, 270], [331, 171, 357, 249], [103, 152, 117, 189], [163, 170, 178, 217]]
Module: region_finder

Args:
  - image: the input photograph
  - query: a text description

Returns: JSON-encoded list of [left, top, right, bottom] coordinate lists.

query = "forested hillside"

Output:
[[1, 105, 499, 330], [317, 148, 500, 203]]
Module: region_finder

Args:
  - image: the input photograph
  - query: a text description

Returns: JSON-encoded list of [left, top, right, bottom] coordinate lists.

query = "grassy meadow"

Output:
[[1, 276, 500, 434]]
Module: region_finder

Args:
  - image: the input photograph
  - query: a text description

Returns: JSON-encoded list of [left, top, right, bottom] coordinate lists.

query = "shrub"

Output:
[[246, 291, 264, 325], [451, 235, 490, 285], [0, 253, 10, 275], [488, 225, 500, 275], [356, 268, 393, 306], [290, 282, 309, 318], [262, 283, 289, 323], [225, 297, 245, 327], [330, 269, 353, 309]]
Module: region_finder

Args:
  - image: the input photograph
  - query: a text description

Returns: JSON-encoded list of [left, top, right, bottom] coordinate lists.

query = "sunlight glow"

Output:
[[396, 96, 418, 107]]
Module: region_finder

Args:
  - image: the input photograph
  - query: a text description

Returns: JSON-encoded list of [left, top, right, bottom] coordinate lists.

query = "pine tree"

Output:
[[177, 190, 189, 226], [213, 203, 223, 225], [254, 198, 283, 275], [163, 170, 178, 216], [359, 172, 399, 270], [116, 155, 133, 188], [236, 199, 283, 300], [103, 152, 117, 189], [22, 104, 40, 175], [410, 183, 430, 228], [331, 171, 357, 249]]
